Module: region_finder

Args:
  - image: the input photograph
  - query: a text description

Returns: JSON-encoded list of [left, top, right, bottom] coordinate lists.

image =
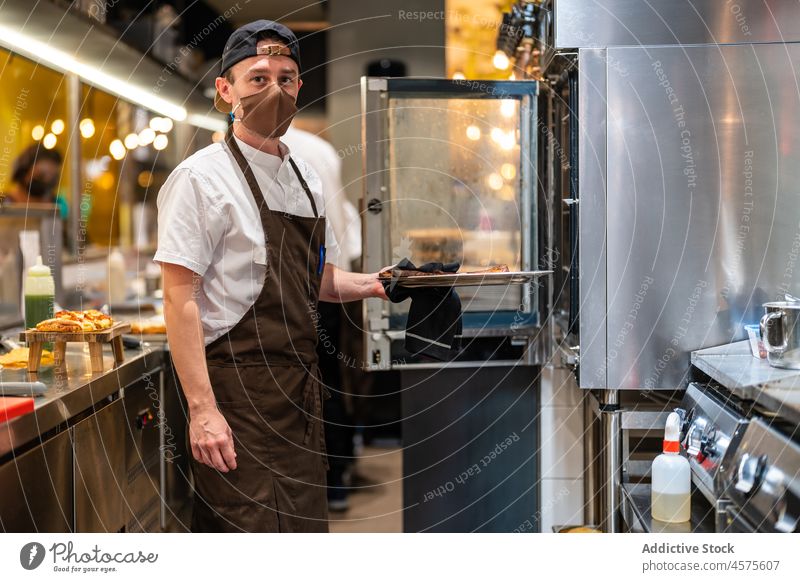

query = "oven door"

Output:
[[361, 77, 540, 370]]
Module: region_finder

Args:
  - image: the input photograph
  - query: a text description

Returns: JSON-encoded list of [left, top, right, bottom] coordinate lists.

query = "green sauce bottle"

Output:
[[24, 255, 55, 350]]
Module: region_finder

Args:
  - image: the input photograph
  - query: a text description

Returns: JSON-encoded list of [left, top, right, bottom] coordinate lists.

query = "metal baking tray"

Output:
[[380, 270, 551, 288]]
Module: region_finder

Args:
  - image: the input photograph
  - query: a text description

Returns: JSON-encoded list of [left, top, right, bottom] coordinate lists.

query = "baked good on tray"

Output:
[[34, 310, 114, 332], [130, 318, 166, 335]]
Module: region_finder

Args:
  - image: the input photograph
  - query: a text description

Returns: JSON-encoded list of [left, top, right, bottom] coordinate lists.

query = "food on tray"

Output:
[[35, 318, 85, 332], [34, 310, 114, 332], [0, 347, 54, 369], [378, 264, 510, 279], [130, 317, 166, 335]]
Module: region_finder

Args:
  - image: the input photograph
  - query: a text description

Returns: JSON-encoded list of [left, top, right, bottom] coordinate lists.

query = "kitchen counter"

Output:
[[691, 340, 800, 425], [0, 343, 165, 459]]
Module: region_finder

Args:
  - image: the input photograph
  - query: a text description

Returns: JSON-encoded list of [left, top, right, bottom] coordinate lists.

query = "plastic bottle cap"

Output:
[[663, 411, 681, 453], [27, 255, 52, 277]]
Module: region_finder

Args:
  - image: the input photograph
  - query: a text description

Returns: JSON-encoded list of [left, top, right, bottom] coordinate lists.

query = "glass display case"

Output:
[[361, 77, 540, 370]]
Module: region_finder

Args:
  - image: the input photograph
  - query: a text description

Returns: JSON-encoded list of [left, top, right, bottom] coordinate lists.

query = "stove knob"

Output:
[[686, 418, 707, 457], [763, 466, 799, 533], [734, 453, 763, 494]]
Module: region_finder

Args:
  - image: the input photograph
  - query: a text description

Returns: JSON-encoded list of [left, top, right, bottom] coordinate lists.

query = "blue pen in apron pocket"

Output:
[[317, 244, 325, 275]]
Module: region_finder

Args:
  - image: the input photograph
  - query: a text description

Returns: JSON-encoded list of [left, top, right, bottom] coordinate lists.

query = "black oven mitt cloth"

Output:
[[382, 258, 463, 360]]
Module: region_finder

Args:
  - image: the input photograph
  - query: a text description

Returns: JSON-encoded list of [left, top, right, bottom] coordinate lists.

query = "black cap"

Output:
[[215, 20, 301, 112]]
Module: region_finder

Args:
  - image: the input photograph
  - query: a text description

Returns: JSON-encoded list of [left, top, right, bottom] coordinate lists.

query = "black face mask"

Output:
[[27, 178, 56, 199]]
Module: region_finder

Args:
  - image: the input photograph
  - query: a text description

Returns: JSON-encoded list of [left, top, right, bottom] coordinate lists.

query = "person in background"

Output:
[[3, 144, 68, 217], [281, 125, 362, 511]]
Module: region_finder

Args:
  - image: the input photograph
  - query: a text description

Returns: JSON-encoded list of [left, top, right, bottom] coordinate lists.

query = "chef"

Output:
[[155, 20, 387, 532]]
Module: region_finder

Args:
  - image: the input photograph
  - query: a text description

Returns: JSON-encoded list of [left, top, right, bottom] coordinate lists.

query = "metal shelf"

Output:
[[620, 482, 716, 533]]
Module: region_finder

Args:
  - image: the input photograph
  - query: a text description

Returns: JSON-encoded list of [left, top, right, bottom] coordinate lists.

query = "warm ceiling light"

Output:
[[465, 125, 481, 141], [452, 71, 466, 80], [50, 119, 65, 135], [153, 134, 168, 150], [500, 99, 516, 118], [79, 118, 95, 138], [31, 125, 45, 141], [109, 139, 126, 160], [137, 171, 153, 188], [493, 50, 510, 71], [149, 117, 173, 132], [138, 127, 156, 145], [124, 133, 139, 149], [501, 163, 516, 180], [0, 22, 187, 122], [42, 133, 57, 149], [186, 113, 227, 133], [97, 171, 115, 190]]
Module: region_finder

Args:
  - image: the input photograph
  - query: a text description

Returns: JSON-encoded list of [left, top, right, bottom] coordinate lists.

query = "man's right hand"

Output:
[[189, 406, 237, 472]]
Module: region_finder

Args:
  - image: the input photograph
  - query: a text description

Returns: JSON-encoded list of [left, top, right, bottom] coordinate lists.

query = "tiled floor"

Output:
[[329, 447, 403, 533]]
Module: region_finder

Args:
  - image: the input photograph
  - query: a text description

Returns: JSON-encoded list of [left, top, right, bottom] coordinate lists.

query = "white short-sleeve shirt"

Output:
[[154, 134, 340, 345]]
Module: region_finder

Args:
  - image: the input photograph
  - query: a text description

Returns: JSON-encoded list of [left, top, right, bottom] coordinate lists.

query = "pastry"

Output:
[[35, 318, 85, 333], [0, 347, 54, 369], [35, 310, 115, 332]]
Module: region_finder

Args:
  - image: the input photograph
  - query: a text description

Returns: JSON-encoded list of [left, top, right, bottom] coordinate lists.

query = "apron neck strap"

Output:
[[225, 127, 320, 218], [288, 158, 319, 218], [225, 127, 267, 210]]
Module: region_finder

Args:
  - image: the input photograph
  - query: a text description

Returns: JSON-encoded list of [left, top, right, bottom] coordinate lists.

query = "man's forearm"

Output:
[[162, 265, 216, 412], [319, 264, 386, 302]]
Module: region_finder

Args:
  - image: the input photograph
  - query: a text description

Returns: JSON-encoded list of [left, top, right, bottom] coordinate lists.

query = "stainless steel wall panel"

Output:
[[555, 0, 800, 48], [601, 43, 800, 389]]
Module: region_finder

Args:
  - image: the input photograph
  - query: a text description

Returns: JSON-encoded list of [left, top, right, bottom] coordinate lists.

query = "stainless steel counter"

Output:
[[691, 341, 800, 425], [0, 344, 164, 458]]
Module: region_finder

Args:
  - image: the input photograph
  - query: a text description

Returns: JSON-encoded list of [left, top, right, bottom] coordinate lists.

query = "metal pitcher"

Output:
[[760, 302, 800, 370]]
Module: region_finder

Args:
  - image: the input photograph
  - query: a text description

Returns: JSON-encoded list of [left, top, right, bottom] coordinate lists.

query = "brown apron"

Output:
[[190, 128, 329, 532]]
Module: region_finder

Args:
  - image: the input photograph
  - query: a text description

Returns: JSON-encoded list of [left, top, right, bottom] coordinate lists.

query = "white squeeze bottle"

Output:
[[108, 248, 127, 304], [651, 411, 691, 523]]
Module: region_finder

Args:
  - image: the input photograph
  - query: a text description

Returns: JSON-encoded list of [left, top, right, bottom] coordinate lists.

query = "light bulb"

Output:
[[493, 50, 510, 71], [79, 118, 95, 138], [138, 127, 156, 145], [50, 119, 65, 135], [109, 139, 126, 160], [153, 134, 168, 150], [124, 133, 139, 149]]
